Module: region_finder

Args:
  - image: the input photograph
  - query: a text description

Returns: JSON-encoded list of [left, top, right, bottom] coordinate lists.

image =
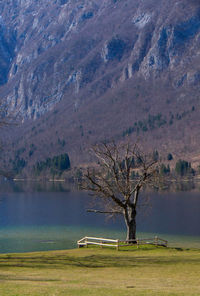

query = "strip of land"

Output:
[[0, 246, 199, 295]]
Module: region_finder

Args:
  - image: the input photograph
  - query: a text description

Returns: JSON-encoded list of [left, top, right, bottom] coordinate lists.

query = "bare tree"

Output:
[[82, 142, 159, 242]]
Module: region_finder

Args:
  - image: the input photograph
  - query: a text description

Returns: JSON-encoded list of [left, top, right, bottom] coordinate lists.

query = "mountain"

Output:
[[0, 0, 200, 174]]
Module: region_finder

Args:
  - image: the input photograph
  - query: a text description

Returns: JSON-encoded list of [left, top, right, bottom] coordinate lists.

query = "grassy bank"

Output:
[[0, 246, 199, 295]]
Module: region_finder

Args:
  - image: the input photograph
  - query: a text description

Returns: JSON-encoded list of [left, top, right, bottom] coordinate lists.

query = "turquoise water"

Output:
[[0, 226, 199, 253], [0, 225, 125, 253], [0, 180, 199, 252]]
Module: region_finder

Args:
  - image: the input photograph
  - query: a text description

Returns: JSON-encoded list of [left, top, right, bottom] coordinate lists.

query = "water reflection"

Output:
[[0, 179, 73, 193], [1, 178, 200, 193]]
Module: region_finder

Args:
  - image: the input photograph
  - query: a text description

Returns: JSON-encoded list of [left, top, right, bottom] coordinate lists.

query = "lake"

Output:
[[0, 180, 199, 252]]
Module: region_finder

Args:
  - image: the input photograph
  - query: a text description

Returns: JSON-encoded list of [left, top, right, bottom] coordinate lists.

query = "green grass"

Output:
[[0, 245, 199, 295]]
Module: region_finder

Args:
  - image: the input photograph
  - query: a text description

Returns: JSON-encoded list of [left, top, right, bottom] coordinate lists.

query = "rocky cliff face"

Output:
[[1, 0, 200, 168], [0, 0, 199, 118]]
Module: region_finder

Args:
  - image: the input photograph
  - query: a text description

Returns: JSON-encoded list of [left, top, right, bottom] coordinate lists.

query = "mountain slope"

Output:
[[0, 0, 200, 172]]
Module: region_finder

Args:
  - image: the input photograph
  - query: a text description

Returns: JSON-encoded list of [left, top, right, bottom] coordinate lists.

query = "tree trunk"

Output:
[[124, 206, 136, 243]]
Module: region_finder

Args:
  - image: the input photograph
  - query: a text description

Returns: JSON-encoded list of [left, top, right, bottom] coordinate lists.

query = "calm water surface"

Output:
[[0, 180, 199, 252]]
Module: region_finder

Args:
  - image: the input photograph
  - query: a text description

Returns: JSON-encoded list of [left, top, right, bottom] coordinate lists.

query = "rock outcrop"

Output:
[[0, 0, 199, 119]]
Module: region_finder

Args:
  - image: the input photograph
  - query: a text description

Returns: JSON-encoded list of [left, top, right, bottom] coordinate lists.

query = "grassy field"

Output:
[[0, 245, 199, 295]]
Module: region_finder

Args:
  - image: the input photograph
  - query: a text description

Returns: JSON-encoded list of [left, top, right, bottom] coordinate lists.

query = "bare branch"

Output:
[[84, 168, 125, 208], [87, 209, 123, 214], [82, 141, 160, 241]]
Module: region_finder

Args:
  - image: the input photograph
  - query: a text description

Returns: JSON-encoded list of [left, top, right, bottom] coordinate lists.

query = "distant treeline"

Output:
[[34, 153, 70, 175], [9, 147, 199, 179], [152, 151, 195, 177], [159, 160, 195, 177], [75, 152, 198, 183]]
